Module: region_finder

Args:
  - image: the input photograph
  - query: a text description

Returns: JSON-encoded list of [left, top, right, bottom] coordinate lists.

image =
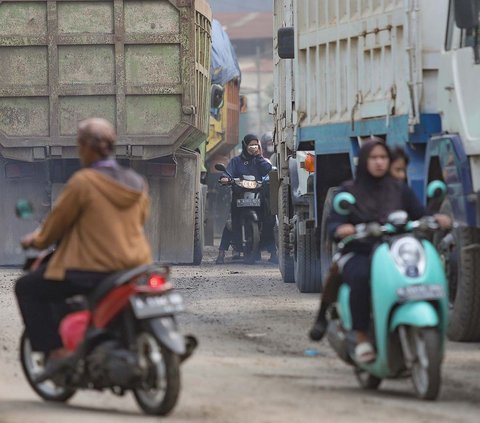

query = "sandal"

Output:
[[354, 342, 376, 363]]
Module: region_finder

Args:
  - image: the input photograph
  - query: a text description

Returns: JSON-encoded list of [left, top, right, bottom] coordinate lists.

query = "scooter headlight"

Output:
[[391, 237, 426, 277]]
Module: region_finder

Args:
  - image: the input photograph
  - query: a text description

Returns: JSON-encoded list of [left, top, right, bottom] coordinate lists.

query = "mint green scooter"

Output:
[[326, 181, 449, 400]]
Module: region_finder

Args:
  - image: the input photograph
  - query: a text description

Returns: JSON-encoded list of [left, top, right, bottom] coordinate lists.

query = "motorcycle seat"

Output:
[[88, 264, 152, 307]]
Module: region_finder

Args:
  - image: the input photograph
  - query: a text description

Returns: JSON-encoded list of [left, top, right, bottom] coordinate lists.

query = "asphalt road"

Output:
[[1, 248, 480, 423]]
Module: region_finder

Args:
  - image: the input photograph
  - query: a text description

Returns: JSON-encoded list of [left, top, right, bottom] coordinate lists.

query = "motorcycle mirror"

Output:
[[333, 192, 356, 215], [427, 180, 447, 201], [15, 199, 34, 220], [214, 163, 226, 173]]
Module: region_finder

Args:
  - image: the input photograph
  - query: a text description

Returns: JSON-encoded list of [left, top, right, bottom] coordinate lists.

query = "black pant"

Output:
[[230, 202, 243, 252], [342, 254, 371, 332], [219, 224, 233, 251], [15, 265, 110, 353]]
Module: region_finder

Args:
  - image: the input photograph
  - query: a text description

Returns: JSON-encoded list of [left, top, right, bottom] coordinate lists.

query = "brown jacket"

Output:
[[33, 168, 152, 280]]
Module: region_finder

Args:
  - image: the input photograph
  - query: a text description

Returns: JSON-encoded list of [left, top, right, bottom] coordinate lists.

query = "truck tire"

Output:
[[437, 199, 480, 341], [294, 222, 322, 293], [193, 192, 204, 265], [320, 187, 339, 282], [278, 182, 294, 282]]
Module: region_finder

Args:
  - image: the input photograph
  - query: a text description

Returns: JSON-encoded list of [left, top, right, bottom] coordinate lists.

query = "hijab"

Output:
[[348, 140, 403, 223], [241, 133, 259, 160]]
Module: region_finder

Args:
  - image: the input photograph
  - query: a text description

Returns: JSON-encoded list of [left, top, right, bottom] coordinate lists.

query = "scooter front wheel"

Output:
[[354, 367, 382, 390], [410, 327, 442, 400]]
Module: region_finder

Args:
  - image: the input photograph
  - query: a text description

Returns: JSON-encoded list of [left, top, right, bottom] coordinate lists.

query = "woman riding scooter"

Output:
[[310, 145, 412, 341], [320, 139, 450, 363]]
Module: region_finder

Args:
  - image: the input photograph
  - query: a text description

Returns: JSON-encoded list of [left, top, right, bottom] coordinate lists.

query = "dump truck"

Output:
[[0, 0, 212, 265], [204, 19, 242, 244], [273, 0, 480, 341]]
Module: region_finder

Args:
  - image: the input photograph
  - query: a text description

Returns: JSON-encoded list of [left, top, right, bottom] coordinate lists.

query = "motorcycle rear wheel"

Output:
[[410, 327, 442, 400], [19, 331, 76, 402], [133, 331, 180, 416]]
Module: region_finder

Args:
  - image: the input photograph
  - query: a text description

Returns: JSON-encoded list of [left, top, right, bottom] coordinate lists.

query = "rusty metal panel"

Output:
[[0, 46, 48, 86], [0, 2, 47, 36], [0, 98, 49, 136], [124, 1, 179, 34], [126, 95, 182, 135], [57, 1, 114, 34], [59, 96, 116, 135], [125, 45, 181, 85], [58, 46, 115, 85]]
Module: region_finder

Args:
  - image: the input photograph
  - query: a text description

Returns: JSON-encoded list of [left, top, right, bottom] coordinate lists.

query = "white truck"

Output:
[[272, 0, 480, 341]]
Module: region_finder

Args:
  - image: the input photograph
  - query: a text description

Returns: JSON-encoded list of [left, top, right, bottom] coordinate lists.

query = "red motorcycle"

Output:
[[16, 202, 196, 416]]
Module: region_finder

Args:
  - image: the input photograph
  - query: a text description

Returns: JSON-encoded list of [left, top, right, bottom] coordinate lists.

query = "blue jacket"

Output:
[[225, 153, 272, 180]]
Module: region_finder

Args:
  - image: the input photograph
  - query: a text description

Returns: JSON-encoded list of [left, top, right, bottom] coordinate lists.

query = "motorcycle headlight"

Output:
[[241, 180, 258, 189], [391, 237, 426, 276]]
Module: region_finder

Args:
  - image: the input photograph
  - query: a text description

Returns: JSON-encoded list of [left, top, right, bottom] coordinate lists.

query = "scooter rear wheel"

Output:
[[410, 327, 441, 400], [354, 367, 382, 390], [19, 331, 76, 402]]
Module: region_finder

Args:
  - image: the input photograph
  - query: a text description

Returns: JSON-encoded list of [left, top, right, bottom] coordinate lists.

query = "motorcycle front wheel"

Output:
[[19, 331, 76, 402], [133, 331, 180, 416], [243, 219, 260, 263], [410, 327, 442, 400]]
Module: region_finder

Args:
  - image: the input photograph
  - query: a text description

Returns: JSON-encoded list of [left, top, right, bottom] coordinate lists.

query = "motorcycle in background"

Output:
[[15, 201, 197, 416], [215, 163, 264, 263], [325, 181, 450, 400]]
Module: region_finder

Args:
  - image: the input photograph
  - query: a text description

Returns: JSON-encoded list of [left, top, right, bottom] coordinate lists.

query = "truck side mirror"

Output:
[[333, 192, 356, 216], [211, 84, 224, 109], [277, 27, 294, 59], [453, 0, 479, 29]]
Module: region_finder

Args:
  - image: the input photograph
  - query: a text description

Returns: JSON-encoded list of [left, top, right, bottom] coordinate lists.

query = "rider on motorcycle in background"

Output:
[[260, 132, 274, 160], [15, 117, 152, 372], [215, 134, 272, 264]]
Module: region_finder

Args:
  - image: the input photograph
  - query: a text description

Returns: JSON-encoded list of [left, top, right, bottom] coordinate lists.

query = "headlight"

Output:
[[241, 180, 258, 189], [391, 237, 426, 276]]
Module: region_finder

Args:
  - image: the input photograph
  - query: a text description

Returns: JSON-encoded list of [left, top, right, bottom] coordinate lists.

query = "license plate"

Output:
[[396, 284, 445, 303], [130, 293, 184, 319], [236, 198, 261, 207]]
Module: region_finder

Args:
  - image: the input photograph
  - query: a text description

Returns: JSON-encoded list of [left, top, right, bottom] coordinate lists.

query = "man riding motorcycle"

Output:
[[215, 134, 272, 264], [15, 117, 152, 374]]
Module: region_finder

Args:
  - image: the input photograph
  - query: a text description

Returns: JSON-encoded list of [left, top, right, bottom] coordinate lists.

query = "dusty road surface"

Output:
[[1, 248, 480, 423]]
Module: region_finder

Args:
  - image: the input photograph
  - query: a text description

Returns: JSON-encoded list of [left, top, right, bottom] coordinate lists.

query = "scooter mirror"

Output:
[[15, 199, 34, 220], [427, 180, 447, 201], [333, 192, 356, 215], [215, 163, 226, 173]]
